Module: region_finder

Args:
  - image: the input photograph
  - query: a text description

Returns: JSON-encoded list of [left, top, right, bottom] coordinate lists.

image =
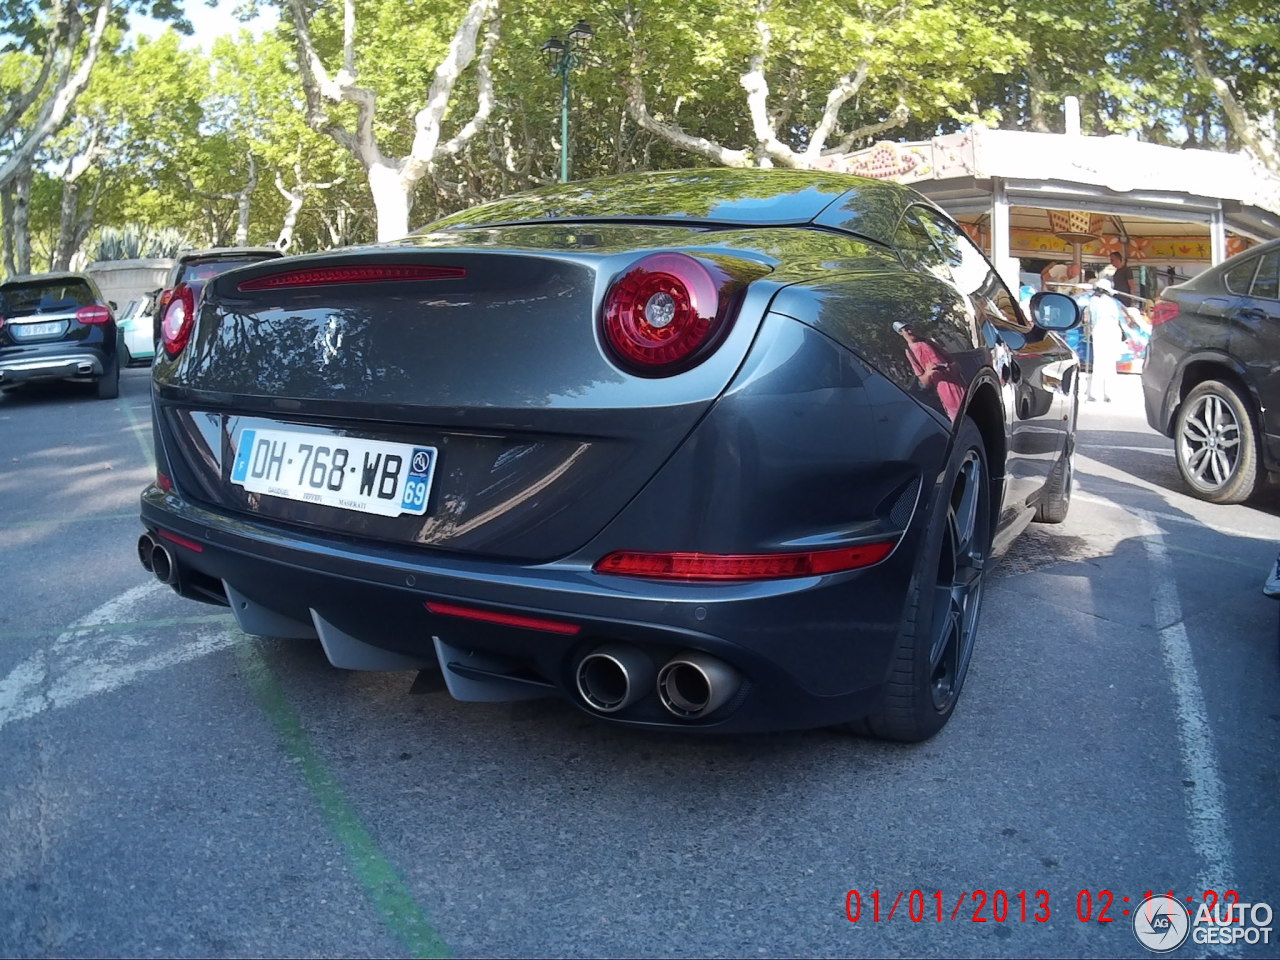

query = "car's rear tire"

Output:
[[96, 355, 120, 400], [1035, 438, 1073, 524], [850, 417, 992, 742], [1174, 379, 1258, 504]]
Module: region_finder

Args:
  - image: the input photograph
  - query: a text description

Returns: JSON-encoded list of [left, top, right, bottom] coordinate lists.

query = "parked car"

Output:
[[0, 271, 119, 398], [116, 295, 156, 366], [1143, 237, 1280, 504], [153, 246, 284, 343], [139, 169, 1080, 741]]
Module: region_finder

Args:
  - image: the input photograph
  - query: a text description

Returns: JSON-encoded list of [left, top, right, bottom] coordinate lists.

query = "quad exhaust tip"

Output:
[[576, 644, 655, 714], [137, 532, 178, 586], [657, 651, 740, 719]]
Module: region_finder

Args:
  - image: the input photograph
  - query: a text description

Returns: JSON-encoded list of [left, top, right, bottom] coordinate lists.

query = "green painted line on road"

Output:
[[235, 638, 450, 960], [0, 612, 235, 642]]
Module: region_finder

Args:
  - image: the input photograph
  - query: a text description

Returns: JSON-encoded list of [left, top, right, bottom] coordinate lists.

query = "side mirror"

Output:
[[109, 300, 118, 311], [1031, 291, 1081, 331]]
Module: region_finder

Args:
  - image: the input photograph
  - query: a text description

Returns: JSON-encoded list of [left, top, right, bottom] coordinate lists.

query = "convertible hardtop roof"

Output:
[[421, 168, 924, 248]]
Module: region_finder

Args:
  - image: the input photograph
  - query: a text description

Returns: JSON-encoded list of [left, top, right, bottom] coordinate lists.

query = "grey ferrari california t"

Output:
[[138, 168, 1080, 741]]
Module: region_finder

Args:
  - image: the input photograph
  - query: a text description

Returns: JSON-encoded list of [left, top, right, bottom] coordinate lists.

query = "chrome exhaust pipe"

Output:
[[137, 533, 156, 574], [77, 361, 93, 374], [575, 644, 655, 713], [657, 651, 741, 719], [150, 541, 178, 586]]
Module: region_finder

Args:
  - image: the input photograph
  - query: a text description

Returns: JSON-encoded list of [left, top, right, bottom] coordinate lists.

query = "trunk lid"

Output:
[[155, 232, 780, 562]]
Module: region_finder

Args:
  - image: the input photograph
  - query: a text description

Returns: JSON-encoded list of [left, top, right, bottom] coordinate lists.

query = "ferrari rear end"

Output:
[[140, 217, 946, 734]]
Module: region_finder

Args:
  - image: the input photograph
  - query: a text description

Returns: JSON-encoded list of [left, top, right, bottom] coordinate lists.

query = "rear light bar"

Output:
[[1150, 300, 1180, 325], [238, 264, 466, 291], [594, 542, 897, 582], [75, 305, 112, 324], [425, 600, 582, 636]]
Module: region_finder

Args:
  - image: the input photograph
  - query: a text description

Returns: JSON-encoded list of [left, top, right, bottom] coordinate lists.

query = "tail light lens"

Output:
[[1151, 299, 1180, 325], [161, 285, 196, 357], [594, 542, 897, 581], [75, 305, 112, 325], [602, 253, 743, 375]]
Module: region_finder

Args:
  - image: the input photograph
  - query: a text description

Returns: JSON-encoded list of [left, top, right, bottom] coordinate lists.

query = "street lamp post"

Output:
[[540, 19, 593, 183]]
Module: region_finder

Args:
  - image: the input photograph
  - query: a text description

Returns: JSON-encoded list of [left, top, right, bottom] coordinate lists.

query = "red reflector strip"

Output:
[[238, 264, 466, 291], [594, 542, 897, 581], [424, 601, 582, 636], [156, 471, 173, 492], [156, 529, 204, 553]]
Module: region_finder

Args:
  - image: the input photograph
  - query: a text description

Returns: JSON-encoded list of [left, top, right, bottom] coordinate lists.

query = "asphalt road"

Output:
[[1, 368, 1277, 959]]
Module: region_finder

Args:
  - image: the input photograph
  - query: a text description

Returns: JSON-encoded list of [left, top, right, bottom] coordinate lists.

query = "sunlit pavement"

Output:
[[1, 368, 1277, 959]]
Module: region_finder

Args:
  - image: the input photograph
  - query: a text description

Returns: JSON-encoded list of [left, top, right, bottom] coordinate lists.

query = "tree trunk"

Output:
[[233, 157, 258, 245], [369, 162, 411, 241], [276, 184, 305, 252], [1, 185, 14, 278], [286, 0, 498, 242], [12, 167, 33, 275], [52, 148, 99, 270]]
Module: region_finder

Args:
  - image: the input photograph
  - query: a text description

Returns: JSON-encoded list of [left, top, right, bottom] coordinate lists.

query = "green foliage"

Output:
[[89, 224, 189, 260], [4, 0, 1276, 258]]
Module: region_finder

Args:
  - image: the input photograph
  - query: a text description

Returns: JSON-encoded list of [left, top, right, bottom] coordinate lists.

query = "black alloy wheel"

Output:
[[1175, 379, 1258, 504], [926, 445, 988, 713], [852, 417, 992, 742]]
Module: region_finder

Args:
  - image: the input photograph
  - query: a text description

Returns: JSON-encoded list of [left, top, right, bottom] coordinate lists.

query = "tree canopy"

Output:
[[2, 0, 1276, 274]]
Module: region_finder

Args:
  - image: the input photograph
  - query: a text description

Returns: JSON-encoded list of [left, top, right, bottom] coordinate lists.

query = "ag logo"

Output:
[[1133, 895, 1190, 952]]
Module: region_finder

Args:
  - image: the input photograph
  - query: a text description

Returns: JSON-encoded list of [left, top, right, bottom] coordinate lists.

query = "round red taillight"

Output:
[[161, 285, 196, 357], [602, 253, 732, 375], [75, 305, 112, 325]]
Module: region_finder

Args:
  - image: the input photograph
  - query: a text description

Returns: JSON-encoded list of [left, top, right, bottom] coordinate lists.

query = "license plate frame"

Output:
[[230, 426, 437, 518], [13, 320, 64, 338]]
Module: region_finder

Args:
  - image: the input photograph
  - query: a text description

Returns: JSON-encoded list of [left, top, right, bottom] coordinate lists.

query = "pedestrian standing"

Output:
[[1086, 278, 1125, 402], [1108, 251, 1134, 297]]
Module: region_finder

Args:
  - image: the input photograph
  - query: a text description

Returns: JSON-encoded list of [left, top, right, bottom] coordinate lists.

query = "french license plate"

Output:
[[230, 427, 437, 518], [16, 321, 62, 337]]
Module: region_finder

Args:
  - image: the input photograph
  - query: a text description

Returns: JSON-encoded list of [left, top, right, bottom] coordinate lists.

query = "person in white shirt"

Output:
[[1086, 278, 1126, 402]]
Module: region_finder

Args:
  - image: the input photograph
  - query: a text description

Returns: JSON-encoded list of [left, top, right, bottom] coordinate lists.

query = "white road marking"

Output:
[[1137, 510, 1235, 895], [1077, 491, 1275, 543], [0, 580, 238, 732]]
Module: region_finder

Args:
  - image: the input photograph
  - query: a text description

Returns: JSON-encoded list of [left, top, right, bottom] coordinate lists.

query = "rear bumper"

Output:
[[0, 348, 108, 385], [140, 484, 923, 734]]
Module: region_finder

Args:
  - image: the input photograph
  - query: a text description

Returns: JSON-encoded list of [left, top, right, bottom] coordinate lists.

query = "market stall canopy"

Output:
[[819, 126, 1280, 276]]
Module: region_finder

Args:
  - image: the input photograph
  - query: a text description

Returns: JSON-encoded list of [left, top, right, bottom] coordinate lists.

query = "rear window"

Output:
[[178, 259, 272, 283], [0, 279, 96, 318]]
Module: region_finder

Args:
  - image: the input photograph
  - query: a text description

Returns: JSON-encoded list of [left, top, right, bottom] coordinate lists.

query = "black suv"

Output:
[[0, 271, 120, 399], [1142, 237, 1280, 503]]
